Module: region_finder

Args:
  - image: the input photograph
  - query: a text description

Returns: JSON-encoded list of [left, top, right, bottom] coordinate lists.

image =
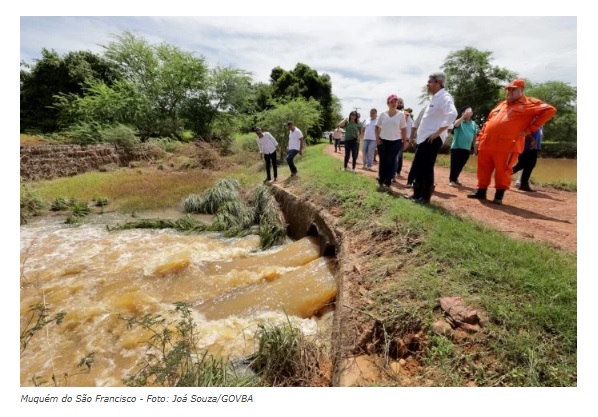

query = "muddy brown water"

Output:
[[20, 213, 336, 386]]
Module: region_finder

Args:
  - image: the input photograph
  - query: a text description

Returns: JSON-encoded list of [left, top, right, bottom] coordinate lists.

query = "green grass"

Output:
[[28, 167, 221, 213], [290, 143, 577, 386]]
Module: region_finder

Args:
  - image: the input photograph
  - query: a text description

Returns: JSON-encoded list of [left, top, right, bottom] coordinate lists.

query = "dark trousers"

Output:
[[413, 137, 442, 199], [407, 144, 418, 184], [394, 147, 404, 175], [377, 139, 403, 186], [286, 149, 300, 174], [264, 152, 278, 180], [334, 139, 341, 152], [449, 148, 470, 182], [512, 149, 538, 186], [344, 139, 359, 169]]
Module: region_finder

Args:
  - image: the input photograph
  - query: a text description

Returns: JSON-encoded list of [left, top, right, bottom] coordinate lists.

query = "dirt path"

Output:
[[323, 144, 577, 253]]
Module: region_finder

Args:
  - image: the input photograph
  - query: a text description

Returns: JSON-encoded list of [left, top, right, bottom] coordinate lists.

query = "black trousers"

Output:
[[413, 137, 442, 196], [264, 152, 278, 180], [407, 144, 418, 184], [377, 139, 402, 186], [512, 149, 538, 186], [449, 148, 470, 182], [344, 139, 359, 169]]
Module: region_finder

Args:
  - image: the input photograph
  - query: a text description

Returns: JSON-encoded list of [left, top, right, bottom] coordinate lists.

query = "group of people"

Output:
[[255, 73, 556, 206]]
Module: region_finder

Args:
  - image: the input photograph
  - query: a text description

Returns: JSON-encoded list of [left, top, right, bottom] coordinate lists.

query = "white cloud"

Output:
[[20, 16, 576, 118]]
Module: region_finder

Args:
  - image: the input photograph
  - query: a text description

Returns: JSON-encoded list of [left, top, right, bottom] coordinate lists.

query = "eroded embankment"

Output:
[[270, 185, 352, 387], [20, 144, 157, 181]]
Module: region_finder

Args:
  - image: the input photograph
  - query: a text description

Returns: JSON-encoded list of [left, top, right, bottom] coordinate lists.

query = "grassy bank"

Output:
[[289, 144, 577, 386]]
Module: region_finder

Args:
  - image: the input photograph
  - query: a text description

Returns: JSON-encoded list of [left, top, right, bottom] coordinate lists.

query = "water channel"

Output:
[[20, 211, 336, 386]]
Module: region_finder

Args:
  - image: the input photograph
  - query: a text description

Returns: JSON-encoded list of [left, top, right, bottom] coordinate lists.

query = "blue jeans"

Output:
[[362, 140, 376, 168], [286, 149, 300, 174]]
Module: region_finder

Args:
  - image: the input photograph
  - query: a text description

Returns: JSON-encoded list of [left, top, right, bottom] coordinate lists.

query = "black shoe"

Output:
[[415, 197, 430, 205], [467, 189, 487, 200], [518, 184, 536, 192]]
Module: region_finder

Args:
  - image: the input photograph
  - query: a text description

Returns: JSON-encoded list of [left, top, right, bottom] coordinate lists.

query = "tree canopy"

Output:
[[441, 46, 516, 122], [20, 48, 121, 133]]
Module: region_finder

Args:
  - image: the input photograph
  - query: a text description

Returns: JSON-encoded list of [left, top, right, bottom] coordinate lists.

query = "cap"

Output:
[[505, 79, 525, 90], [387, 94, 398, 104]]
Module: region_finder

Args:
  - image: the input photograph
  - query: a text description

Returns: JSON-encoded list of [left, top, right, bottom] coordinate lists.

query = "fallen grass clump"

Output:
[[211, 200, 255, 237], [183, 179, 286, 249], [248, 320, 325, 387], [107, 215, 207, 233], [253, 185, 287, 250], [183, 178, 241, 214]]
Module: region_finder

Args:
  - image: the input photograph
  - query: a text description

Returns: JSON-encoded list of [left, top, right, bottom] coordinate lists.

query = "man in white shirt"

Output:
[[286, 121, 304, 177], [255, 127, 279, 182], [408, 72, 457, 204], [361, 108, 378, 169]]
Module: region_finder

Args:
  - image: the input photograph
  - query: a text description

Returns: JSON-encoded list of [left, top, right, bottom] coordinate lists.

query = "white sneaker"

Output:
[[449, 181, 458, 187], [351, 168, 356, 172]]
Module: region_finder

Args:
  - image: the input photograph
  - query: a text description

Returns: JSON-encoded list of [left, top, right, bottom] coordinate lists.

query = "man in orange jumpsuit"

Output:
[[467, 79, 556, 204]]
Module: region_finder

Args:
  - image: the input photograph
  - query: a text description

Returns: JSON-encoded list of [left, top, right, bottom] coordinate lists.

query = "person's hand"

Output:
[[376, 137, 382, 146], [426, 135, 437, 143]]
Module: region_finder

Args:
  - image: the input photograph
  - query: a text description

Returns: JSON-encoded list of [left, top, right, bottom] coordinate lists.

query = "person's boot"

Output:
[[467, 188, 487, 200], [492, 189, 505, 205], [518, 184, 536, 192], [404, 181, 423, 200], [416, 184, 435, 204]]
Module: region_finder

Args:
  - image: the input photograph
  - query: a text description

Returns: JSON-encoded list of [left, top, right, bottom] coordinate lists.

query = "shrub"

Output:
[[248, 320, 324, 387], [20, 185, 45, 224], [541, 141, 577, 159], [100, 124, 140, 150]]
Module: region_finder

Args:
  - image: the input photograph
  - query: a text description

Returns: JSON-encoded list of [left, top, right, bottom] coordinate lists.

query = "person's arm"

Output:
[[256, 138, 264, 157], [269, 133, 279, 149], [299, 136, 305, 155], [338, 118, 348, 128], [428, 97, 458, 142], [524, 101, 557, 137]]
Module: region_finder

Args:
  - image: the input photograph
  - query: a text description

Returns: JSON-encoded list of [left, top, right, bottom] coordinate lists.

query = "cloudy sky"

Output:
[[19, 15, 576, 119]]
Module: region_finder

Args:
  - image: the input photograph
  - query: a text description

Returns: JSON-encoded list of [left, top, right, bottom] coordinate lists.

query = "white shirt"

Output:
[[376, 110, 406, 141], [288, 127, 303, 151], [416, 89, 458, 144], [362, 117, 378, 140], [405, 116, 413, 138], [256, 132, 278, 155]]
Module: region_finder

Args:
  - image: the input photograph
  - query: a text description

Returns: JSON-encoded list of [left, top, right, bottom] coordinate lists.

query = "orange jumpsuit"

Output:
[[476, 96, 556, 190]]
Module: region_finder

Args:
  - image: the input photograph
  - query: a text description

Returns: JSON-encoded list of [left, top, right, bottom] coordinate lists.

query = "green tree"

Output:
[[525, 81, 577, 142], [269, 63, 338, 136], [20, 49, 121, 133], [256, 98, 322, 160], [441, 47, 516, 122], [99, 31, 209, 139], [181, 66, 254, 139]]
